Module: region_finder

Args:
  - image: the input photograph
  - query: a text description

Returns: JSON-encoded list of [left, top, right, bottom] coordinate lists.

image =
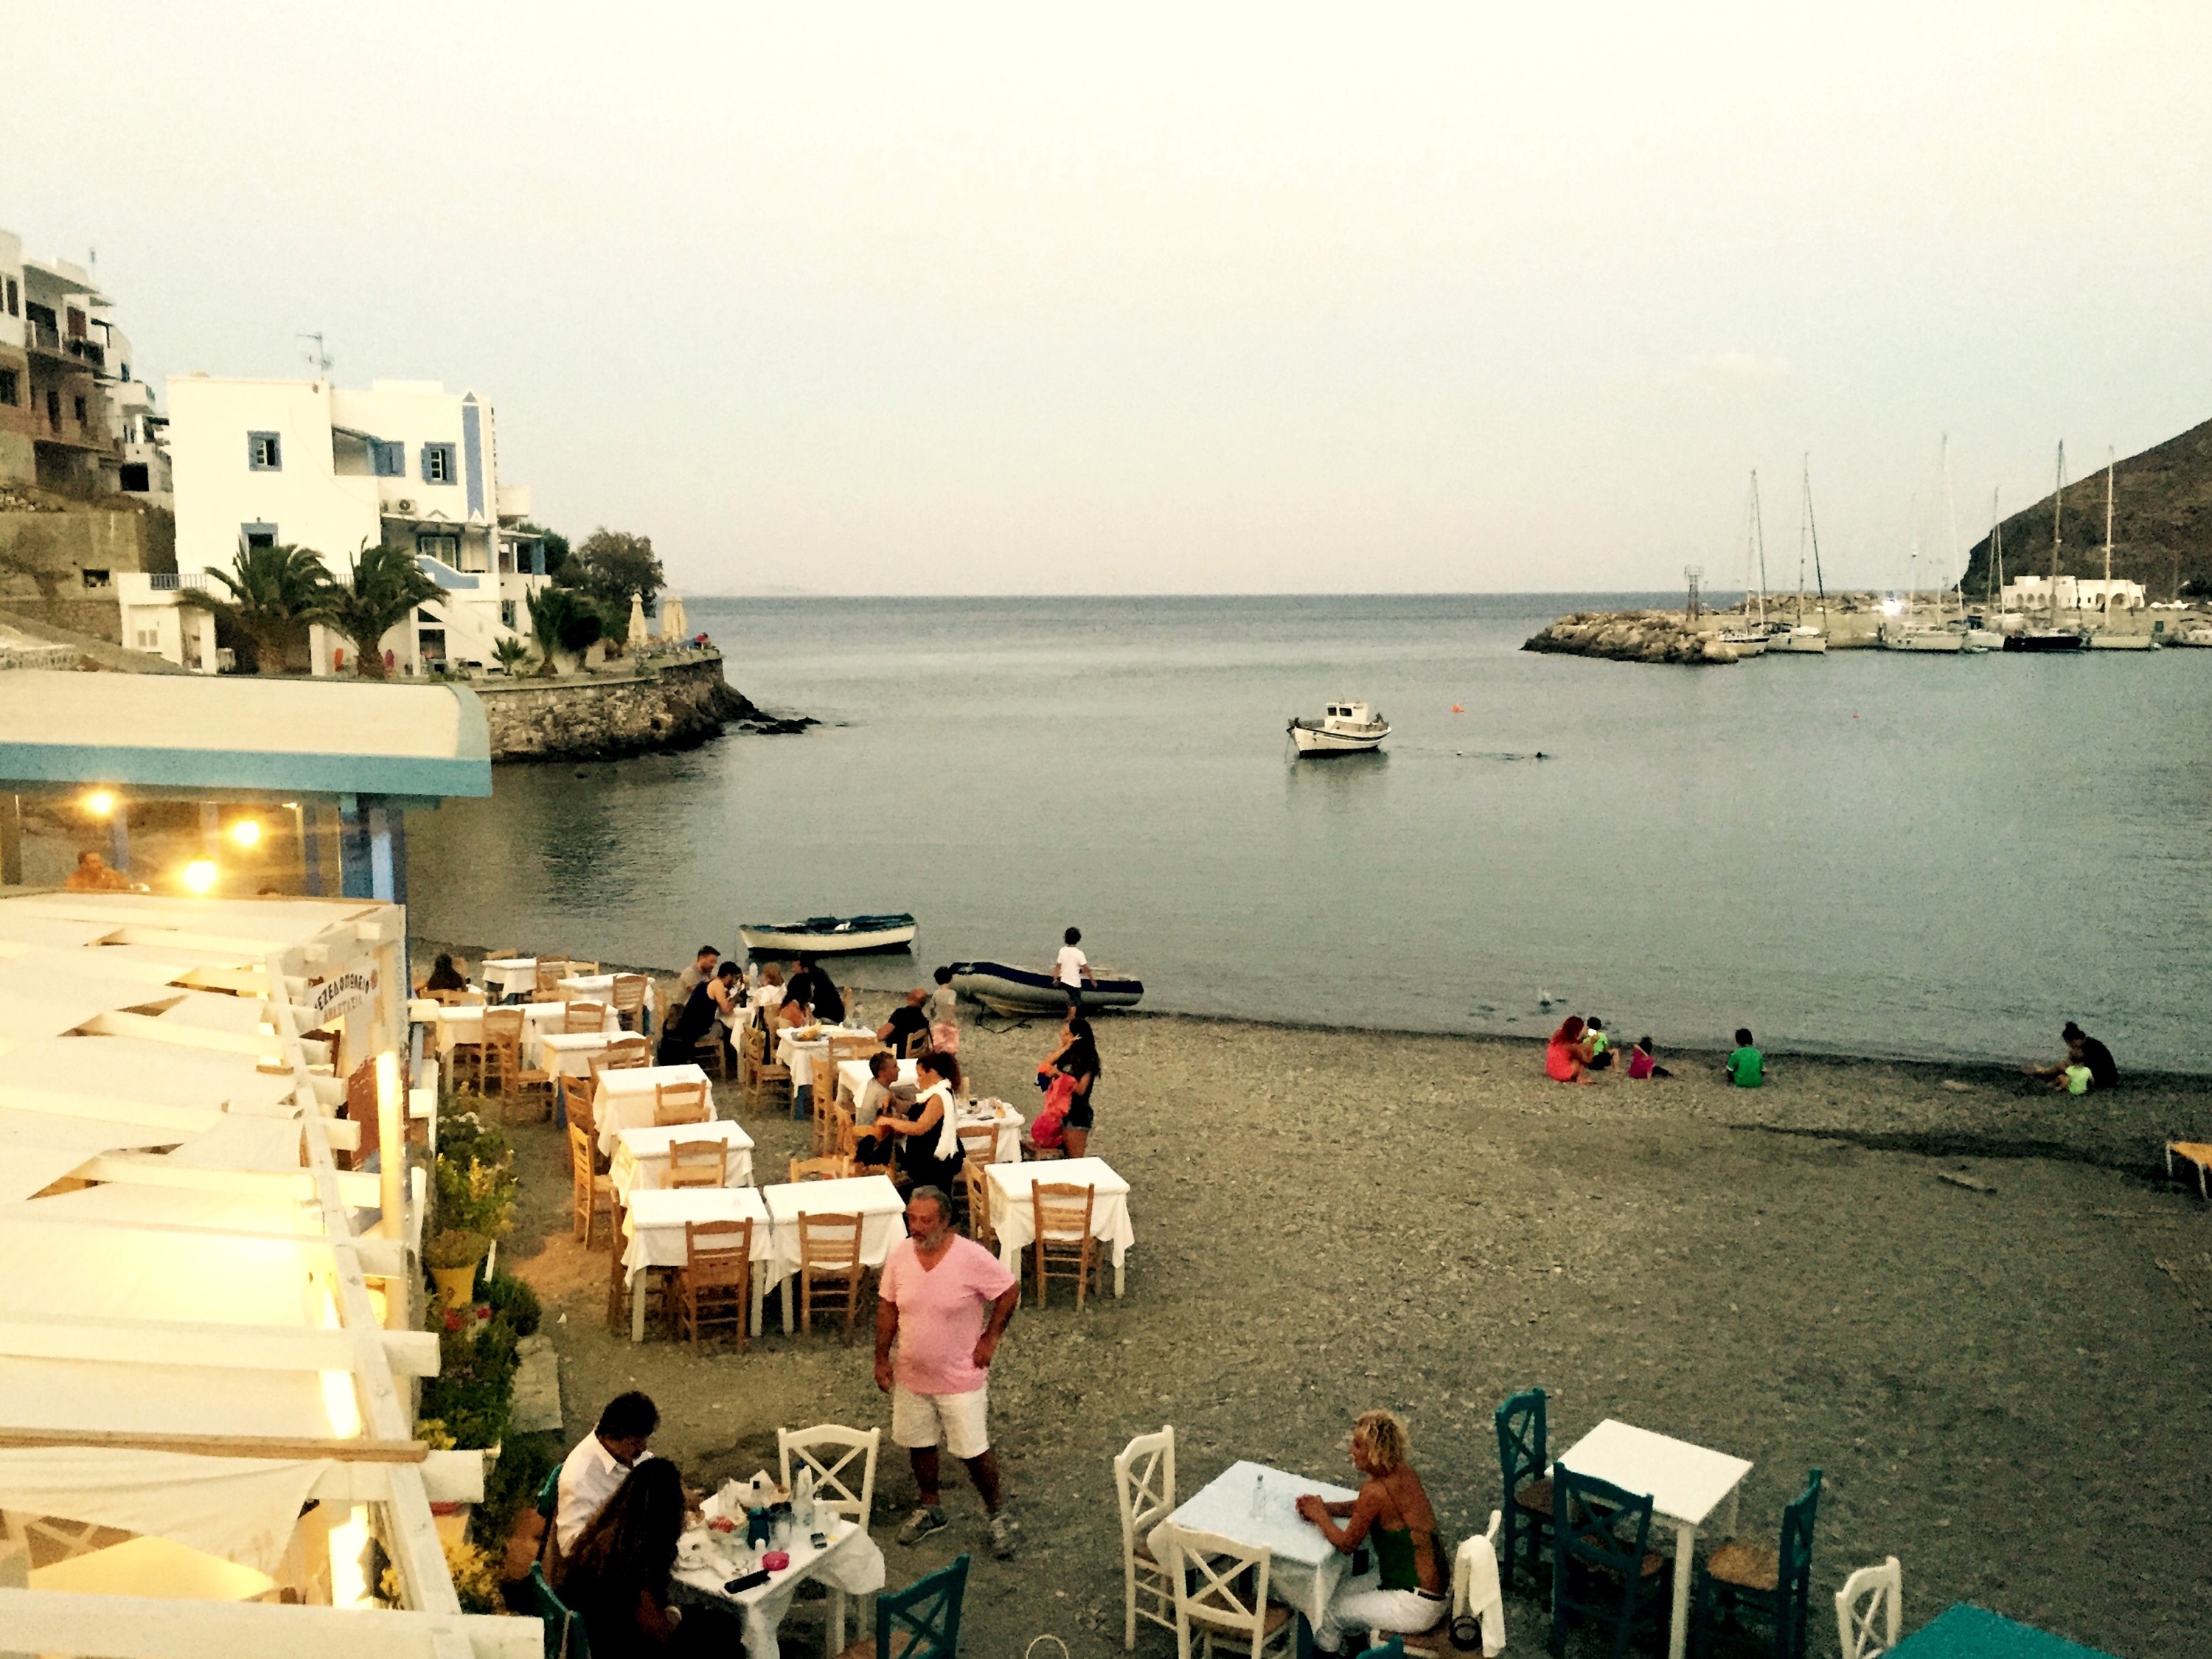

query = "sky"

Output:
[[5, 3, 2210, 596]]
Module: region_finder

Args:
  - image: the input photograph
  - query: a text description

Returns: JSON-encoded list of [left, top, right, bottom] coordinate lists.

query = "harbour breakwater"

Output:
[[1523, 608, 1750, 664], [473, 651, 812, 762]]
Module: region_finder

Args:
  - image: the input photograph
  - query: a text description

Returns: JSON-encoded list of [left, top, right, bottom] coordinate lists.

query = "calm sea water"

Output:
[[407, 594, 2212, 1071]]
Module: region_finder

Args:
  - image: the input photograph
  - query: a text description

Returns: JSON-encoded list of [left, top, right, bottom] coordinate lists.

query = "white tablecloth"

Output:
[[833, 1057, 918, 1109], [481, 957, 543, 997], [774, 1026, 875, 1091], [1150, 1461, 1360, 1626], [540, 1029, 625, 1079], [958, 1100, 1025, 1164], [622, 1185, 771, 1281], [434, 1000, 614, 1064], [594, 1062, 714, 1156], [673, 1503, 885, 1659], [758, 1175, 906, 1297], [611, 1121, 756, 1198], [557, 973, 658, 1020], [987, 1156, 1133, 1267]]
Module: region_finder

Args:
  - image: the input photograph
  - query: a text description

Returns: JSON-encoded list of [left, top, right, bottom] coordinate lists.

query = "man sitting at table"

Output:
[[552, 1390, 661, 1580], [878, 988, 933, 1059], [855, 1048, 913, 1127], [675, 945, 720, 1003], [790, 956, 846, 1025]]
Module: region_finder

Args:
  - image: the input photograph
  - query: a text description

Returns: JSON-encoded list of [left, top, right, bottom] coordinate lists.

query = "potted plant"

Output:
[[428, 1115, 516, 1310], [423, 1228, 488, 1310]]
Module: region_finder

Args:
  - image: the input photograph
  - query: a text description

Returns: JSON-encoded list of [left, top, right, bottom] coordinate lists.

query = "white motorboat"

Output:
[[1766, 626, 1828, 654], [738, 913, 917, 955], [1288, 701, 1389, 755], [1880, 626, 1965, 653], [1717, 630, 1770, 656]]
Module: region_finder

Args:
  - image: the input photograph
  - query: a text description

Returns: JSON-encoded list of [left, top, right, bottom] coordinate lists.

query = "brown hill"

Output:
[[1960, 416, 2212, 601]]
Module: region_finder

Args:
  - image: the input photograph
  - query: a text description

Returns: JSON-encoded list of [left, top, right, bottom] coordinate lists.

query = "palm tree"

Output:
[[492, 636, 532, 677], [204, 542, 333, 675], [317, 540, 442, 678], [526, 585, 601, 677]]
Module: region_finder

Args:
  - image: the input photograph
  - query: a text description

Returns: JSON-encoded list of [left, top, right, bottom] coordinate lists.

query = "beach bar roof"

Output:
[[0, 891, 530, 1659]]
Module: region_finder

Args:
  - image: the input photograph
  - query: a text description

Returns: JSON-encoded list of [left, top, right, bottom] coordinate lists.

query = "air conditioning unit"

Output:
[[392, 498, 417, 515]]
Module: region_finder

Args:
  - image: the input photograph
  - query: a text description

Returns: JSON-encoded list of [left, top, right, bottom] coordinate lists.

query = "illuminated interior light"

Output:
[[84, 789, 116, 818], [182, 860, 218, 895], [229, 818, 263, 848]]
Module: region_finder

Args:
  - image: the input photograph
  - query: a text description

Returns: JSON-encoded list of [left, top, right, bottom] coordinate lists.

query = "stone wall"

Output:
[[473, 652, 807, 762], [0, 497, 175, 641]]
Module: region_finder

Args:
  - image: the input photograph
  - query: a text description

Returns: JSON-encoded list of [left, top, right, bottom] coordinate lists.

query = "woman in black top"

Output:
[[559, 1458, 742, 1658], [1038, 1015, 1102, 1158], [876, 1051, 968, 1194], [421, 953, 468, 995]]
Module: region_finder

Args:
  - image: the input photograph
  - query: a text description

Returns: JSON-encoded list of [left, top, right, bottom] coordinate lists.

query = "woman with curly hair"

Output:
[[1296, 1410, 1447, 1655]]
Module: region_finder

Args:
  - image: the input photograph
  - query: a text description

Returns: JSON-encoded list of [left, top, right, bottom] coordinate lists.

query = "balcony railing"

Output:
[[148, 572, 214, 593]]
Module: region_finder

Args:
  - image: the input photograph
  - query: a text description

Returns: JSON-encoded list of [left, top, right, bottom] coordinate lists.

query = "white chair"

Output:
[[1113, 1426, 1177, 1649], [1164, 1525, 1295, 1659], [1409, 1509, 1502, 1659], [1835, 1557, 1902, 1658], [779, 1424, 880, 1528]]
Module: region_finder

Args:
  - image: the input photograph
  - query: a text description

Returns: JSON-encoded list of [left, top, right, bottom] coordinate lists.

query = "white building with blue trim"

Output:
[[159, 375, 547, 675]]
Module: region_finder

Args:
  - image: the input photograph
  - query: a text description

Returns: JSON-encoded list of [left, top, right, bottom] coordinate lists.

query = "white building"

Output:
[[2001, 574, 2145, 613], [165, 375, 546, 675]]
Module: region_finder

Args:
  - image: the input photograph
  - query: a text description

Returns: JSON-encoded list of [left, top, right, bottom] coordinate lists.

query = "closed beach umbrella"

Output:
[[628, 591, 647, 644]]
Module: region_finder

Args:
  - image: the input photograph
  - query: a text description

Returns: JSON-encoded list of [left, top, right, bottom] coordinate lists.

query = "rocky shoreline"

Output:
[[474, 651, 814, 762], [1523, 608, 1745, 664]]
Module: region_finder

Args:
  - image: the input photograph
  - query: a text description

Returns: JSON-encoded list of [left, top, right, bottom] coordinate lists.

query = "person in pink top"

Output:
[[875, 1186, 1020, 1559]]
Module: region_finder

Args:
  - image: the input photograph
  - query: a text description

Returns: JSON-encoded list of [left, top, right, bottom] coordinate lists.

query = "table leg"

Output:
[[782, 1268, 797, 1335], [1113, 1251, 1124, 1298], [826, 1587, 846, 1657], [630, 1273, 647, 1343], [1666, 1520, 1696, 1659], [751, 1261, 768, 1338]]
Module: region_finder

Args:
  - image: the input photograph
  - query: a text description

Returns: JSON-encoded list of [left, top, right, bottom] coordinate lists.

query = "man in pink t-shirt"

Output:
[[875, 1186, 1020, 1558]]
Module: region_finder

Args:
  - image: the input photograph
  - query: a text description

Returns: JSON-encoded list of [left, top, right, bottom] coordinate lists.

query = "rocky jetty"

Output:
[[1522, 609, 1739, 664], [476, 652, 814, 762]]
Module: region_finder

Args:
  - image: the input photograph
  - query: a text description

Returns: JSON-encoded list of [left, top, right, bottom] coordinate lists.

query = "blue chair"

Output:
[[838, 1552, 970, 1659], [1697, 1470, 1823, 1659], [529, 1562, 590, 1659], [1354, 1638, 1406, 1659], [534, 1464, 563, 1571], [1495, 1387, 1554, 1591], [1548, 1467, 1666, 1659]]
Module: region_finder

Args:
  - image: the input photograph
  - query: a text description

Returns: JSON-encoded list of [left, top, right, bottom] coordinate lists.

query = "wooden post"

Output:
[[0, 793, 21, 887], [377, 1050, 403, 1245]]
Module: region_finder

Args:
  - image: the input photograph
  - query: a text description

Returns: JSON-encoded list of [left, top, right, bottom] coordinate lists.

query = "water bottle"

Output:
[[796, 1469, 816, 1533], [1249, 1472, 1265, 1519]]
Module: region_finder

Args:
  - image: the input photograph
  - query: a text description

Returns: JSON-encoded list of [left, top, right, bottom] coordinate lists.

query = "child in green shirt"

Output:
[[2062, 1062, 2091, 1095], [1725, 1026, 1764, 1088]]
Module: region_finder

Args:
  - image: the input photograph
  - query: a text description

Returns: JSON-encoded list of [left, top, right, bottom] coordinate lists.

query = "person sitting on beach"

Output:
[[925, 965, 961, 1054], [873, 1051, 969, 1194], [1296, 1410, 1448, 1656], [420, 952, 470, 996], [558, 1455, 742, 1658], [1032, 1014, 1102, 1158], [1585, 1016, 1615, 1071], [1545, 1016, 1595, 1085], [1628, 1036, 1672, 1079], [879, 988, 933, 1059], [655, 971, 721, 1066], [1725, 1027, 1764, 1088], [2025, 1020, 2118, 1092]]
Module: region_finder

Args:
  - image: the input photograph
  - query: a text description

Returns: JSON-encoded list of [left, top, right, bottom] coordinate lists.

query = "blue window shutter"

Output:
[[531, 543, 545, 577], [420, 444, 433, 484], [462, 402, 485, 518]]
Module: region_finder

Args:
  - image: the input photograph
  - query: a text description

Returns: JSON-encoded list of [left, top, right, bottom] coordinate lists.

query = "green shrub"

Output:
[[472, 1434, 556, 1558], [481, 1271, 541, 1338], [420, 1315, 520, 1450]]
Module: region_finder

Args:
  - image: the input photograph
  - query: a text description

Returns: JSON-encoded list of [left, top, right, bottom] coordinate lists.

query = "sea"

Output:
[[406, 594, 2212, 1072]]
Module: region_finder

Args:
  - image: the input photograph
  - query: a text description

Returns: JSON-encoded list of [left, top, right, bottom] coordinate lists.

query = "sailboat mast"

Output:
[[1988, 486, 2003, 613], [1750, 470, 1769, 629], [1941, 434, 1960, 625], [2051, 441, 2065, 620], [1805, 457, 1829, 632], [2103, 446, 2115, 588]]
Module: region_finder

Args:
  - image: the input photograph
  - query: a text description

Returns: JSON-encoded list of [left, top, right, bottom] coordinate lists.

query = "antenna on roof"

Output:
[[298, 331, 333, 377]]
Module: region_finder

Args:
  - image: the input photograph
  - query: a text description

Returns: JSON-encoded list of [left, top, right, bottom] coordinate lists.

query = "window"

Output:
[[371, 439, 405, 476], [81, 569, 111, 589], [501, 599, 518, 629], [417, 532, 459, 567], [0, 368, 15, 406], [420, 442, 456, 484], [119, 362, 129, 382], [119, 462, 150, 492], [242, 523, 276, 550], [45, 389, 60, 431], [73, 395, 87, 426], [248, 431, 282, 471], [4, 277, 16, 316], [135, 628, 160, 650]]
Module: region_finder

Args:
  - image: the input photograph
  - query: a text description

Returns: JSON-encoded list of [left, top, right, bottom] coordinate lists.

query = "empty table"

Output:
[[593, 1062, 714, 1155], [1554, 1418, 1753, 1659], [481, 957, 543, 998], [540, 1029, 622, 1079], [1148, 1459, 1360, 1629], [1888, 1606, 2121, 1657], [621, 1184, 771, 1342], [987, 1156, 1134, 1294], [759, 1174, 907, 1333], [558, 972, 658, 1022], [611, 1121, 756, 1197]]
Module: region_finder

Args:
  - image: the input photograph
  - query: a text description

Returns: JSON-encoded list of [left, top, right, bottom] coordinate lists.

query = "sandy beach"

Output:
[[476, 968, 2212, 1659]]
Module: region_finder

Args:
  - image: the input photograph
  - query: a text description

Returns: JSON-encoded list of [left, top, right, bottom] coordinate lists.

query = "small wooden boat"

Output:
[[949, 959, 1145, 1016], [1288, 701, 1390, 755], [739, 913, 917, 955]]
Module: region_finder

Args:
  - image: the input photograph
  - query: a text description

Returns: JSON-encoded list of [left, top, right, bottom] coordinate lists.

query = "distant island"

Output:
[[1960, 414, 2212, 601]]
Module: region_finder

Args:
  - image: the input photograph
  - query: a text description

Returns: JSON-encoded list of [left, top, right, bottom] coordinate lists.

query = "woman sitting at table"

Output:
[[1296, 1410, 1447, 1656], [558, 1457, 743, 1658], [750, 963, 786, 1029], [419, 952, 470, 998], [1034, 1014, 1102, 1158], [870, 1051, 967, 1194]]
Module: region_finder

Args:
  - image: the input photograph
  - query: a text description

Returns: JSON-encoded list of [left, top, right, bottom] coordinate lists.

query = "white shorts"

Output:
[[891, 1385, 990, 1460]]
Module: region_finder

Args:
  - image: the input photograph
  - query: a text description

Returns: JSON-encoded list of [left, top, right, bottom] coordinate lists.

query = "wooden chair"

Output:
[[1164, 1526, 1295, 1659], [737, 1023, 765, 1093], [481, 1007, 554, 1118], [653, 1078, 711, 1127], [1495, 1388, 1554, 1592], [611, 973, 650, 1031], [746, 1025, 791, 1107], [779, 1424, 880, 1528], [1114, 1426, 1177, 1648], [532, 956, 571, 999], [961, 1158, 995, 1247], [559, 1075, 598, 1150], [563, 1000, 608, 1035], [604, 1197, 631, 1331], [1029, 1181, 1099, 1309], [1834, 1557, 1902, 1659], [666, 1138, 728, 1189], [827, 1098, 858, 1158], [601, 1034, 650, 1070], [1396, 1513, 1498, 1659], [695, 1023, 734, 1083], [827, 1033, 881, 1062], [956, 1119, 998, 1166], [796, 1211, 866, 1338], [1548, 1468, 1666, 1659], [1697, 1469, 1822, 1659], [832, 1552, 969, 1659], [789, 1155, 852, 1183], [674, 1218, 751, 1352], [569, 1123, 614, 1248], [566, 960, 600, 977]]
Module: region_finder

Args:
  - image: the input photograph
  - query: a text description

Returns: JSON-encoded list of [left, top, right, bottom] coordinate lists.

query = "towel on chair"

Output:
[[1451, 1531, 1506, 1657]]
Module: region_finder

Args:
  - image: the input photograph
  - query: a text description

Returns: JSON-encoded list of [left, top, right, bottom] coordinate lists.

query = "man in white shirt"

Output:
[[553, 1390, 660, 1563], [1054, 927, 1093, 1009]]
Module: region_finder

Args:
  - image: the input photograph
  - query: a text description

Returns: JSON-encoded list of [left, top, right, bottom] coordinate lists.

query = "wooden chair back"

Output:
[[1551, 1467, 1658, 1652], [532, 956, 571, 998], [827, 1034, 882, 1062], [796, 1211, 866, 1337], [611, 973, 650, 1027], [788, 1155, 852, 1183], [479, 1006, 526, 1091], [827, 1098, 858, 1158], [961, 1158, 995, 1246], [602, 1034, 650, 1070], [873, 1553, 970, 1659], [1115, 1427, 1178, 1645], [957, 1120, 997, 1166], [738, 1023, 767, 1092], [676, 1218, 752, 1351], [779, 1425, 880, 1528], [560, 1077, 597, 1150], [563, 1000, 608, 1035], [1031, 1181, 1098, 1308], [653, 1078, 711, 1127], [666, 1138, 728, 1189], [568, 1124, 613, 1248], [1495, 1386, 1550, 1592], [566, 960, 600, 977]]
